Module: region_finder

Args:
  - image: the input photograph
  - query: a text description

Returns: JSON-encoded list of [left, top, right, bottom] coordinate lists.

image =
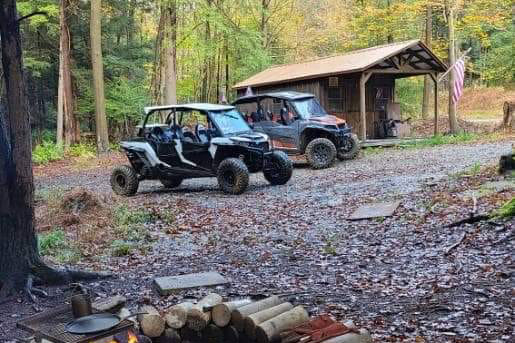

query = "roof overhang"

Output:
[[233, 40, 447, 90]]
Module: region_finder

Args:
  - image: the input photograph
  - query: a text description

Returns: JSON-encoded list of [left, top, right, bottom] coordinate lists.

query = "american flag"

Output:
[[452, 58, 466, 104]]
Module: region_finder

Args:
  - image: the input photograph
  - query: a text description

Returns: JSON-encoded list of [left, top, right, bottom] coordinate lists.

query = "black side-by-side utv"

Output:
[[110, 103, 293, 195]]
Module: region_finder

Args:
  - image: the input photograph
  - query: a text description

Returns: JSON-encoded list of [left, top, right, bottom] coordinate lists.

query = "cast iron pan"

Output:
[[65, 312, 142, 335]]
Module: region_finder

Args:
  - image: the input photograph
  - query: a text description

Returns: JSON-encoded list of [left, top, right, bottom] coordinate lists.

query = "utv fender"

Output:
[[300, 128, 335, 152], [120, 141, 171, 168]]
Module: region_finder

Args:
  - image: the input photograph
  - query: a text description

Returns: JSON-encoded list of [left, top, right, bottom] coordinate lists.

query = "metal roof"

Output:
[[144, 103, 234, 114], [233, 40, 447, 89], [232, 91, 314, 104]]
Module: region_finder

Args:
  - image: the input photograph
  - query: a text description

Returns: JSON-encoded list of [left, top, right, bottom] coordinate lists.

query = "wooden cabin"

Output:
[[233, 40, 447, 140]]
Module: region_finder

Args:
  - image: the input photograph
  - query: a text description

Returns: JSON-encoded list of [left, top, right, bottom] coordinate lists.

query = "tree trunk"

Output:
[[421, 5, 432, 119], [446, 0, 459, 133], [90, 0, 110, 153], [0, 0, 39, 295], [59, 0, 80, 147], [0, 0, 107, 298], [162, 0, 177, 105]]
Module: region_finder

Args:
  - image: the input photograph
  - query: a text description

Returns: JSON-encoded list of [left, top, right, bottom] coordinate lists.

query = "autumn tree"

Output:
[[445, 0, 459, 133], [421, 5, 433, 119]]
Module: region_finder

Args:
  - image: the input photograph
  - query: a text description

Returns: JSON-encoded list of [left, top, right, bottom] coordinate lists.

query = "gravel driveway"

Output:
[[9, 141, 512, 342]]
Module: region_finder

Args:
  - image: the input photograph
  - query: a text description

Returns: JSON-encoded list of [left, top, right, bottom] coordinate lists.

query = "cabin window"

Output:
[[328, 84, 344, 112]]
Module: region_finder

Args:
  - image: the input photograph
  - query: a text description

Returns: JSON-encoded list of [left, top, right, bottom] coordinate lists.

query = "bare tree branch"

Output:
[[17, 11, 48, 23]]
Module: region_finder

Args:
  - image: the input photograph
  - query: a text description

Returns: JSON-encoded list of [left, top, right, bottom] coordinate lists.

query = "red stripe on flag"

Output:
[[452, 59, 465, 104]]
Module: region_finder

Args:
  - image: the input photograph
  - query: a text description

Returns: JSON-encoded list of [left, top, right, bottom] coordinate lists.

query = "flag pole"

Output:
[[438, 47, 472, 82]]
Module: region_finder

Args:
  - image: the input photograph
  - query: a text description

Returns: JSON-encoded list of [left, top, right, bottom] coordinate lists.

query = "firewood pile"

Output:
[[111, 293, 372, 343]]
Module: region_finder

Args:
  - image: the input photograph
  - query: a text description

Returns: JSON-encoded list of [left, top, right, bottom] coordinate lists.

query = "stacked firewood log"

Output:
[[110, 293, 372, 343]]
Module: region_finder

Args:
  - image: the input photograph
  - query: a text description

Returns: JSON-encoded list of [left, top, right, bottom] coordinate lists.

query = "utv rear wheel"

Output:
[[264, 151, 293, 185], [217, 158, 249, 195], [305, 138, 337, 169], [160, 177, 183, 189], [111, 165, 139, 196], [338, 133, 360, 160]]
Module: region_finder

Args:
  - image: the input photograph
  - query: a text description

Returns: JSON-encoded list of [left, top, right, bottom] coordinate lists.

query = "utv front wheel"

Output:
[[217, 158, 249, 195], [264, 151, 293, 185], [111, 165, 139, 196], [338, 133, 360, 160], [160, 177, 183, 189], [305, 138, 337, 169]]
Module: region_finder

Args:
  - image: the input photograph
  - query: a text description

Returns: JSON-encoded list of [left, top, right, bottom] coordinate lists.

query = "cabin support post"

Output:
[[430, 73, 438, 135], [359, 72, 372, 141]]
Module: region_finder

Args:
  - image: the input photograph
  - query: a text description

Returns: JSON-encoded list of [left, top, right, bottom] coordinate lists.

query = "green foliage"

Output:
[[395, 77, 424, 118], [33, 141, 64, 164], [67, 143, 97, 158], [401, 133, 479, 148], [113, 204, 153, 242], [38, 228, 81, 264], [493, 198, 515, 218], [105, 77, 149, 124], [110, 240, 135, 257]]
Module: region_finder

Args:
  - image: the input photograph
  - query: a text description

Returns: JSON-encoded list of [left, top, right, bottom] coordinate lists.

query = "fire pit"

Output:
[[17, 305, 135, 343]]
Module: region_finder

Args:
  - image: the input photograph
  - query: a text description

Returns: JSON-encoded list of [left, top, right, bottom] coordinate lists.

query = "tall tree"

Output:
[[163, 0, 177, 105], [445, 0, 459, 133], [57, 0, 80, 146], [0, 0, 104, 298], [90, 0, 110, 153], [421, 5, 433, 120]]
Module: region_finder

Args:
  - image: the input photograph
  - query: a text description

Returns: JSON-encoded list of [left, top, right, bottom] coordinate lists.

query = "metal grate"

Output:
[[17, 305, 134, 343]]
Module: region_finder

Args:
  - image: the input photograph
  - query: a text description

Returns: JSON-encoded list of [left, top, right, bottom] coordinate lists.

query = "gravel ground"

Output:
[[1, 141, 513, 342]]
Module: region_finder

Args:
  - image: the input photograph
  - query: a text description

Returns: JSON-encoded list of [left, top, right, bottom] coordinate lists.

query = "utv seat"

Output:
[[195, 124, 210, 144]]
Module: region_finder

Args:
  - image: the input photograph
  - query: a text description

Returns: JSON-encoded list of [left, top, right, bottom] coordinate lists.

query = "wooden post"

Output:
[[359, 72, 372, 141], [430, 73, 438, 135]]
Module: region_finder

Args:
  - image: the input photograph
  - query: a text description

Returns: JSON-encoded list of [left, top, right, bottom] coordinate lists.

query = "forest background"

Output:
[[7, 0, 513, 157]]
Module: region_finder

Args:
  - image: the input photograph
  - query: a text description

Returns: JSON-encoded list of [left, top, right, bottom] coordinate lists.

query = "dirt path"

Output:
[[2, 142, 513, 342]]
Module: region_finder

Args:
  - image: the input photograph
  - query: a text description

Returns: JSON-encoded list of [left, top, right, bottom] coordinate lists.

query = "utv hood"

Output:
[[229, 132, 268, 143], [308, 115, 346, 126]]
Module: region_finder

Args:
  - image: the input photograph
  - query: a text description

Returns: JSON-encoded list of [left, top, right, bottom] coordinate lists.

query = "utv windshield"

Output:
[[211, 109, 251, 135], [292, 98, 328, 118]]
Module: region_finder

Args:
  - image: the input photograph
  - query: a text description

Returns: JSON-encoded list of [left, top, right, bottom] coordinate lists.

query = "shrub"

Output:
[[68, 143, 96, 158], [110, 240, 135, 257], [38, 228, 81, 264], [33, 141, 64, 164]]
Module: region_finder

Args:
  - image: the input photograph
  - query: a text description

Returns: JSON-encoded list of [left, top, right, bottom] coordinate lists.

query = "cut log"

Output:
[[244, 302, 294, 339], [203, 323, 223, 343], [181, 326, 203, 342], [255, 305, 309, 343], [138, 305, 166, 338], [155, 328, 181, 343], [92, 295, 126, 313], [165, 302, 194, 329], [231, 295, 282, 332], [187, 293, 223, 331], [320, 328, 373, 343], [221, 325, 239, 343], [212, 299, 252, 327]]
